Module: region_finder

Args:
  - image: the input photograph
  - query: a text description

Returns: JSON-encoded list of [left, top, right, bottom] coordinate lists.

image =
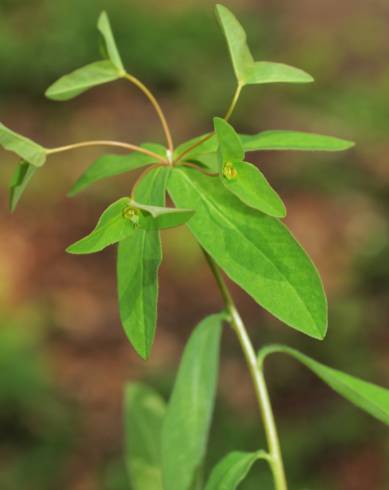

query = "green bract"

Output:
[[259, 345, 389, 425], [162, 314, 223, 490], [214, 118, 286, 217], [216, 4, 313, 87], [0, 123, 46, 167], [168, 167, 327, 340], [67, 189, 192, 255]]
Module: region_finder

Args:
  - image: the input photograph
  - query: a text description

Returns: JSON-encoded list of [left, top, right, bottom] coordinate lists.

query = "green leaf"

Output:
[[124, 383, 165, 490], [162, 313, 223, 490], [241, 130, 355, 152], [205, 451, 268, 490], [258, 345, 389, 425], [174, 128, 354, 163], [45, 60, 120, 101], [66, 197, 136, 254], [0, 123, 46, 167], [244, 62, 314, 86], [68, 143, 166, 196], [216, 4, 313, 87], [214, 117, 244, 164], [220, 161, 286, 218], [132, 201, 194, 230], [214, 118, 285, 217], [168, 167, 327, 340], [9, 161, 37, 212], [117, 167, 169, 358], [97, 11, 124, 72]]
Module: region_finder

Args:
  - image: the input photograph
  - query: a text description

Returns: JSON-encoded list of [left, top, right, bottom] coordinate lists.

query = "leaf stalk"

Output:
[[47, 140, 167, 163]]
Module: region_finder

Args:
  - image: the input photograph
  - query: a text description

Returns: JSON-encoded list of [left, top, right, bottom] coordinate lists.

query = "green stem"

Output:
[[124, 73, 174, 155], [47, 140, 167, 163], [223, 84, 242, 122], [174, 83, 243, 163], [204, 251, 288, 490]]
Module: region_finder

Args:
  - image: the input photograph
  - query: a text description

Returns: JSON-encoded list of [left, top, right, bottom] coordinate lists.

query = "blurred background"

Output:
[[0, 0, 388, 489]]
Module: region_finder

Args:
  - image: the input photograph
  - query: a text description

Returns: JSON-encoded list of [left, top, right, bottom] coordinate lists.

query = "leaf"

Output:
[[133, 201, 194, 230], [0, 123, 46, 167], [214, 117, 244, 164], [241, 130, 355, 152], [244, 62, 314, 86], [258, 345, 389, 425], [216, 4, 313, 87], [162, 314, 223, 490], [97, 11, 124, 72], [66, 197, 136, 254], [68, 143, 166, 196], [45, 60, 120, 101], [168, 167, 327, 340], [124, 383, 165, 490], [176, 129, 354, 162], [117, 167, 169, 358], [220, 161, 286, 218], [9, 161, 37, 212], [214, 118, 285, 217], [205, 451, 268, 490]]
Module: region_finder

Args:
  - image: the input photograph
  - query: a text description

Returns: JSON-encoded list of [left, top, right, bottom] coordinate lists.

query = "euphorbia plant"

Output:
[[1, 5, 388, 490]]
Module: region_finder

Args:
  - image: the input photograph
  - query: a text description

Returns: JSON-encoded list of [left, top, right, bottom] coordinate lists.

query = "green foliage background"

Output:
[[0, 0, 388, 489]]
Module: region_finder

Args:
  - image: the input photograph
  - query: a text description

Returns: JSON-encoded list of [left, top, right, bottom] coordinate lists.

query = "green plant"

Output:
[[1, 5, 388, 490]]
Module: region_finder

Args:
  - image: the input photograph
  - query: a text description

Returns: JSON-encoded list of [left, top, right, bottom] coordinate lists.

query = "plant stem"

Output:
[[124, 73, 174, 155], [47, 140, 167, 163], [203, 251, 288, 490], [174, 83, 243, 163], [224, 84, 242, 122]]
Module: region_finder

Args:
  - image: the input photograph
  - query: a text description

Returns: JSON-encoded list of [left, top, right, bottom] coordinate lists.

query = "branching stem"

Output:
[[174, 83, 243, 163], [203, 250, 288, 490], [47, 140, 167, 163], [124, 73, 174, 154]]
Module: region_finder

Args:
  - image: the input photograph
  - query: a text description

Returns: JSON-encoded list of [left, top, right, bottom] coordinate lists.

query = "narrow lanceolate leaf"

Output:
[[97, 11, 124, 72], [45, 60, 120, 101], [168, 167, 327, 339], [117, 167, 170, 358], [216, 4, 313, 87], [162, 314, 223, 490], [9, 161, 37, 212], [66, 197, 136, 254], [124, 383, 165, 490], [221, 161, 286, 218], [241, 130, 355, 152], [259, 345, 389, 425], [68, 143, 166, 196], [0, 123, 46, 167], [214, 117, 244, 164], [244, 61, 314, 86], [205, 451, 267, 490]]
